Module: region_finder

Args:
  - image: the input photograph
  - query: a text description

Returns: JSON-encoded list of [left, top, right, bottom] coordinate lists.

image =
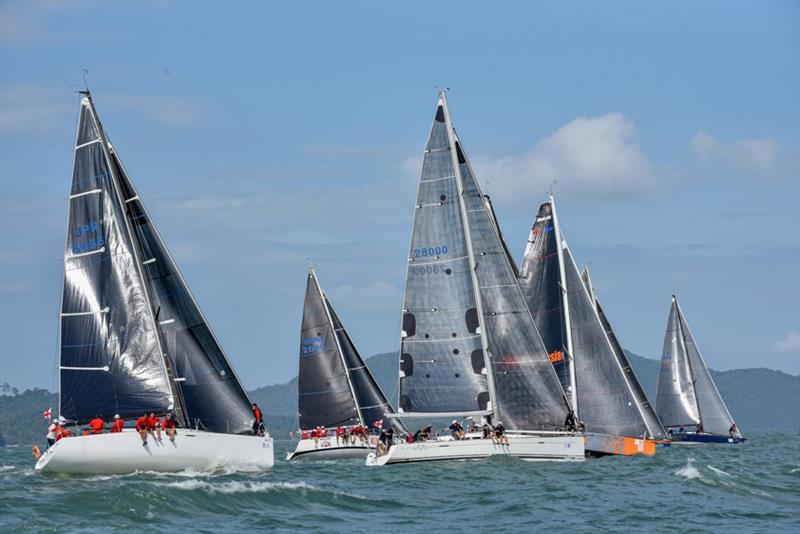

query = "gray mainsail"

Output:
[[581, 267, 667, 439], [657, 297, 739, 436], [655, 297, 701, 428], [109, 145, 254, 434], [399, 93, 569, 430], [59, 94, 174, 423], [399, 96, 489, 416], [298, 271, 360, 429]]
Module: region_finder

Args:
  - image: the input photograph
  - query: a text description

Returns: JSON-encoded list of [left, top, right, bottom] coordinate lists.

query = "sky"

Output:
[[1, 0, 798, 393]]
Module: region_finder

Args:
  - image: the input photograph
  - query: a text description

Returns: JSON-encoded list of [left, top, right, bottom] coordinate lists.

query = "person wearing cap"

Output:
[[55, 418, 72, 441], [88, 415, 105, 434], [449, 419, 464, 440], [110, 415, 124, 433]]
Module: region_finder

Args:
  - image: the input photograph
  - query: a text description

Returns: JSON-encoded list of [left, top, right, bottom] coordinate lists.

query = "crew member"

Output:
[[46, 420, 57, 447], [729, 422, 738, 437], [493, 421, 508, 445], [162, 413, 177, 442], [135, 413, 150, 446], [147, 412, 161, 441], [110, 414, 124, 433], [251, 403, 264, 436], [88, 415, 105, 434], [564, 409, 577, 432]]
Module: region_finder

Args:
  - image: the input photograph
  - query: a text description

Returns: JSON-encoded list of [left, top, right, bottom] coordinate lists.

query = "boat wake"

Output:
[[675, 456, 701, 480]]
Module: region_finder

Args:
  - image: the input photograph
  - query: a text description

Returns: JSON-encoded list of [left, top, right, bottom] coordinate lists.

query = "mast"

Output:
[[313, 268, 364, 427], [441, 91, 498, 420], [82, 92, 181, 420], [549, 195, 578, 418]]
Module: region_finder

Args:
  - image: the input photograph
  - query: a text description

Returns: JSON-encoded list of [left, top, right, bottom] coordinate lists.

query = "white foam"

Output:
[[165, 479, 315, 494], [1, 465, 16, 471], [675, 457, 701, 480], [707, 465, 731, 477]]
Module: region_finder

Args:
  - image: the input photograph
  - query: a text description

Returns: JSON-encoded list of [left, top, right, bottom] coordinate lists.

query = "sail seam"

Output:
[[421, 174, 456, 183], [61, 307, 110, 316]]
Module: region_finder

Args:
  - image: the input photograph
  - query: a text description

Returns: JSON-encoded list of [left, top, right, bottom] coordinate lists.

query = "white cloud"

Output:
[[472, 113, 655, 203], [327, 281, 402, 311], [690, 131, 778, 174], [772, 330, 800, 354]]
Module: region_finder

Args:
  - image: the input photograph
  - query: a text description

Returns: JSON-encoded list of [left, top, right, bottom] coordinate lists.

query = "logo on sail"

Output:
[[301, 335, 326, 355]]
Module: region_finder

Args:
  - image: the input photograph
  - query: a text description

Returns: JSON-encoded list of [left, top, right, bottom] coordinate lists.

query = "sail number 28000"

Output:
[[413, 245, 448, 258]]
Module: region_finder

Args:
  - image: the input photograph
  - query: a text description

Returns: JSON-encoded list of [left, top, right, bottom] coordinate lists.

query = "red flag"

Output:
[[373, 420, 383, 428], [42, 408, 52, 420]]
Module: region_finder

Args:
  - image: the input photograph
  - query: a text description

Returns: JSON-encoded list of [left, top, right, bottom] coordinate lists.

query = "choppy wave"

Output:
[[1, 432, 798, 532]]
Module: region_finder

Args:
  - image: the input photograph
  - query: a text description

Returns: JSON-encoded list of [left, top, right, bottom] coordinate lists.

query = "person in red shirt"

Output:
[[161, 413, 177, 442], [110, 414, 124, 433], [55, 422, 72, 441], [335, 426, 345, 445], [135, 413, 150, 446], [88, 416, 105, 434], [301, 429, 309, 440], [251, 403, 264, 436], [147, 412, 161, 442]]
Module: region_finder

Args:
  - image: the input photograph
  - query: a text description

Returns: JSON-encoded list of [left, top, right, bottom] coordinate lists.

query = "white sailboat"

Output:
[[367, 93, 584, 466], [35, 92, 273, 474], [518, 198, 667, 456], [287, 268, 403, 460], [655, 296, 744, 444]]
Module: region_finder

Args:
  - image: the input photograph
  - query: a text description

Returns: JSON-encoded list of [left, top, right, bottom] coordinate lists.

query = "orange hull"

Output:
[[584, 433, 663, 456]]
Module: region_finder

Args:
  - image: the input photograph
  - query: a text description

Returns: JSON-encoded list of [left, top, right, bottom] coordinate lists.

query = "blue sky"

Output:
[[1, 0, 798, 392]]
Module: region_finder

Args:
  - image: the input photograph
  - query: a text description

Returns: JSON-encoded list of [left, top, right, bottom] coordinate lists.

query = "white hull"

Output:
[[35, 429, 274, 474], [366, 433, 585, 466], [286, 436, 378, 460]]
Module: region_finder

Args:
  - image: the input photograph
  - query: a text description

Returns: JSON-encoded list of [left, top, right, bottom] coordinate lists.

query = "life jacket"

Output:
[[301, 430, 309, 440], [89, 417, 104, 434], [253, 406, 263, 422], [162, 417, 176, 429]]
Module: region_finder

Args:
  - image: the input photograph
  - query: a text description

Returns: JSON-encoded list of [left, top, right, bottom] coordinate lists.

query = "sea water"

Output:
[[1, 432, 798, 532]]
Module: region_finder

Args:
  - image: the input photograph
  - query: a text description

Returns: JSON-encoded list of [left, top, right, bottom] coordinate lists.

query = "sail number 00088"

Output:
[[413, 245, 448, 258]]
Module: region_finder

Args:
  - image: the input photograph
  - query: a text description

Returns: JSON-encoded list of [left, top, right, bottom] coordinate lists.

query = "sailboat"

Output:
[[518, 198, 667, 456], [655, 296, 744, 444], [366, 93, 584, 466], [35, 92, 274, 474], [287, 268, 404, 460]]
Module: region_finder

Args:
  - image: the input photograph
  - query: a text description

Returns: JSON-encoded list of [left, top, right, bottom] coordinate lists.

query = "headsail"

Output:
[[60, 94, 174, 423], [399, 96, 489, 416], [657, 297, 739, 436], [655, 297, 701, 427], [520, 197, 664, 438], [452, 129, 569, 431], [581, 267, 667, 439], [108, 145, 254, 434]]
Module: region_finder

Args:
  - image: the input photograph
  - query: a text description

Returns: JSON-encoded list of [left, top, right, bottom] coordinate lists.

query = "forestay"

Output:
[[60, 95, 174, 423]]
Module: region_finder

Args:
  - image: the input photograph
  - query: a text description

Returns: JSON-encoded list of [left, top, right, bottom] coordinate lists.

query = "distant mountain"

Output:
[[2, 352, 797, 447]]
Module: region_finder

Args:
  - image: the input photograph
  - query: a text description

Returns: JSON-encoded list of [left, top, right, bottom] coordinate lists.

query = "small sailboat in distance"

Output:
[[35, 92, 274, 474], [367, 93, 584, 466], [288, 268, 405, 460], [655, 295, 744, 444]]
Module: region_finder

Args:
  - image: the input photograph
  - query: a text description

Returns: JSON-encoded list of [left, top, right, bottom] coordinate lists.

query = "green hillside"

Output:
[[2, 351, 798, 447]]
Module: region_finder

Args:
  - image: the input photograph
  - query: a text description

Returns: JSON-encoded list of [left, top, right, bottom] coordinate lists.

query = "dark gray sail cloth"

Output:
[[399, 100, 489, 414], [582, 269, 667, 439], [109, 149, 254, 434], [326, 296, 407, 434], [656, 299, 701, 428], [674, 299, 738, 436], [298, 273, 360, 429], [517, 202, 572, 398], [562, 249, 653, 438], [60, 97, 173, 423], [454, 135, 569, 431]]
